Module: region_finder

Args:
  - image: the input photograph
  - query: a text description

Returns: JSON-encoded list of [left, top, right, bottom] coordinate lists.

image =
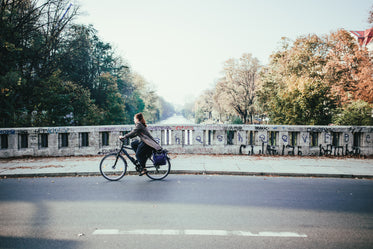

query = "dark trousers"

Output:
[[131, 140, 153, 167]]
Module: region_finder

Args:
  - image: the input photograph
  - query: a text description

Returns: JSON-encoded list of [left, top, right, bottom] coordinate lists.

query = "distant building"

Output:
[[350, 27, 373, 52]]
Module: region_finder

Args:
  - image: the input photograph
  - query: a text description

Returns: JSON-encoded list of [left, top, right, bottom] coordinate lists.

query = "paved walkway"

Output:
[[0, 154, 372, 179]]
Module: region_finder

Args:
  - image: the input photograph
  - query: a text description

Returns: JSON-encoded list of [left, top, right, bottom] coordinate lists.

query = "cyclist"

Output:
[[119, 113, 162, 176]]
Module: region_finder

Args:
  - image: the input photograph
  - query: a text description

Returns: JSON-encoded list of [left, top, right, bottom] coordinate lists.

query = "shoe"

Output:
[[139, 168, 147, 176]]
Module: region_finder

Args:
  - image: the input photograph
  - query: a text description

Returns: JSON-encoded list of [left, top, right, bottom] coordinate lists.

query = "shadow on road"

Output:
[[0, 175, 372, 214], [0, 236, 80, 249]]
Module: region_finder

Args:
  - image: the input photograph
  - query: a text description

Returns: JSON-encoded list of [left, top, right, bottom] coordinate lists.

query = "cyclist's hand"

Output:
[[119, 136, 125, 141]]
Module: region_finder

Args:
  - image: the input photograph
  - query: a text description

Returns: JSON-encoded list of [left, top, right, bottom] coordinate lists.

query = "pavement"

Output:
[[0, 154, 372, 179]]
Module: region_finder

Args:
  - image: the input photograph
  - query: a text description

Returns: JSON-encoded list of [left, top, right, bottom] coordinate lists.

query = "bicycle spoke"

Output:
[[145, 158, 171, 180], [99, 154, 127, 181]]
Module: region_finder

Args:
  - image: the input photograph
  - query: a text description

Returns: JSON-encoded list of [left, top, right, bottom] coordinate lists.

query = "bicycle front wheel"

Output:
[[145, 157, 171, 180], [100, 153, 127, 181]]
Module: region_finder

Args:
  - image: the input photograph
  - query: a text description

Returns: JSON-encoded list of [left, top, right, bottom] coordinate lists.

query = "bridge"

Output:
[[0, 124, 372, 158]]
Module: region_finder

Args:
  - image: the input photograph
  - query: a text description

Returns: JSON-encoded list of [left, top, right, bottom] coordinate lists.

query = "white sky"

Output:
[[75, 0, 372, 107]]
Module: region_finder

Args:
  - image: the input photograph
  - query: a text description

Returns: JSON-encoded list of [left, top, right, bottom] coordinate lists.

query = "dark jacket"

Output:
[[123, 122, 162, 151]]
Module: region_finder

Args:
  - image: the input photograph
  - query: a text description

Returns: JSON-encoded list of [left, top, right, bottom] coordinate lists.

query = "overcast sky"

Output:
[[75, 0, 373, 107]]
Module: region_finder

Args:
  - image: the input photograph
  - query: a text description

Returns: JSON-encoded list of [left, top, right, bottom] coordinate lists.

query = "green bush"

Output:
[[333, 100, 373, 126]]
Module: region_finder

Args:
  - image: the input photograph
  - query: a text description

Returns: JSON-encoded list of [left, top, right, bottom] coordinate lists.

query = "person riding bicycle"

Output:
[[119, 113, 162, 176]]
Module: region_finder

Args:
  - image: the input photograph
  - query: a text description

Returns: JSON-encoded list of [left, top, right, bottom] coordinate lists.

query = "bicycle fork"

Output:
[[111, 153, 120, 169]]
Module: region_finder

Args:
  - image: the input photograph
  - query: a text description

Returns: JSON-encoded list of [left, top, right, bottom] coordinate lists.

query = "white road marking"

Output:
[[93, 229, 119, 235], [184, 230, 229, 236], [93, 229, 307, 238]]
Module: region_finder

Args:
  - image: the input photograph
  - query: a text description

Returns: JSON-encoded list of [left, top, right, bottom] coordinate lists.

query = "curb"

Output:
[[170, 171, 373, 179], [1, 171, 372, 179]]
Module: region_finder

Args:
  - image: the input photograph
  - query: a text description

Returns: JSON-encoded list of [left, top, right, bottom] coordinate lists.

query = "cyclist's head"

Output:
[[134, 113, 147, 127]]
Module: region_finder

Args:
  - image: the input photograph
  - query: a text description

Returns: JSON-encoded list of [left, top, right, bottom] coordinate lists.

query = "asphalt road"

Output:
[[0, 175, 372, 249]]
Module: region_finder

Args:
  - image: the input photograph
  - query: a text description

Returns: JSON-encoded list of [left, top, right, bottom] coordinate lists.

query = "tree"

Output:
[[0, 0, 79, 78], [95, 73, 127, 125], [30, 71, 101, 126], [181, 100, 195, 122], [194, 89, 216, 124], [333, 100, 373, 126], [159, 97, 175, 120], [59, 24, 128, 99], [0, 0, 80, 127], [0, 71, 26, 127], [368, 5, 373, 24], [131, 73, 163, 124], [257, 35, 336, 125], [0, 1, 168, 127], [58, 24, 96, 91], [325, 29, 373, 105], [215, 53, 261, 124], [257, 29, 373, 125], [37, 0, 79, 78]]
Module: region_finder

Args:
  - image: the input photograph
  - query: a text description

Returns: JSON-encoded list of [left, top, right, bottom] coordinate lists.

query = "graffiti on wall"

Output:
[[195, 136, 203, 144], [239, 144, 254, 155], [238, 133, 244, 143], [307, 127, 332, 133], [0, 130, 15, 134], [175, 126, 194, 131], [175, 136, 181, 145], [99, 127, 131, 132], [282, 135, 288, 143], [34, 127, 69, 134], [259, 134, 267, 143], [301, 134, 308, 143], [255, 126, 269, 131], [148, 126, 172, 131]]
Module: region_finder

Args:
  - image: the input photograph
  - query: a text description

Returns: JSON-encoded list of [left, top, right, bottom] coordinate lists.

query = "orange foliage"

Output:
[[325, 29, 373, 104]]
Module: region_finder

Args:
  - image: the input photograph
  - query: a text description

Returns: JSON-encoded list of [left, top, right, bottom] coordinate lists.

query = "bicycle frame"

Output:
[[117, 143, 138, 166], [117, 142, 156, 169]]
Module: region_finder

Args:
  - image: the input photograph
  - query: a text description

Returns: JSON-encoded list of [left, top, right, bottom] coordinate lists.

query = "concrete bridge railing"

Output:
[[0, 124, 372, 158]]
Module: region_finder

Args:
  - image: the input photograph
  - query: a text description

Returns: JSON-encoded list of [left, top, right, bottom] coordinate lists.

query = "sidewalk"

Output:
[[0, 154, 372, 179]]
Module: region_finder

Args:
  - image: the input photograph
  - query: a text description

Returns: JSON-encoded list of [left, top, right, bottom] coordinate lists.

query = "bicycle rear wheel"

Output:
[[100, 153, 127, 181], [145, 157, 171, 180]]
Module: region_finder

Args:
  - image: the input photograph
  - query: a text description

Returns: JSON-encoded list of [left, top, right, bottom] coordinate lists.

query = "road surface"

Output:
[[0, 175, 372, 249]]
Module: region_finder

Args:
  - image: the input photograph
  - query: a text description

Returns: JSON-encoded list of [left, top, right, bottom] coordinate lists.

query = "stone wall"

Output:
[[0, 125, 372, 158]]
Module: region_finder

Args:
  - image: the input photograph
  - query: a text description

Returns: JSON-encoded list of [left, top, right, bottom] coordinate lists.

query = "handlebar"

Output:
[[119, 138, 133, 150]]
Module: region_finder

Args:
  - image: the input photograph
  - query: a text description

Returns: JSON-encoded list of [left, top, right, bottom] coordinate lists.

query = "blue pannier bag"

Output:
[[153, 150, 167, 166]]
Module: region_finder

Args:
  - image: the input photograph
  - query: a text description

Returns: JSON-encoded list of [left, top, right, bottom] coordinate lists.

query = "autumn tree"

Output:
[[257, 35, 336, 125], [325, 29, 373, 105], [215, 53, 261, 124], [212, 85, 232, 123], [194, 89, 215, 123], [258, 30, 373, 125]]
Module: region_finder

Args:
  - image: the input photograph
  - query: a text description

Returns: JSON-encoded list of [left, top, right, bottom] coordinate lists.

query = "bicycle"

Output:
[[99, 140, 171, 181]]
